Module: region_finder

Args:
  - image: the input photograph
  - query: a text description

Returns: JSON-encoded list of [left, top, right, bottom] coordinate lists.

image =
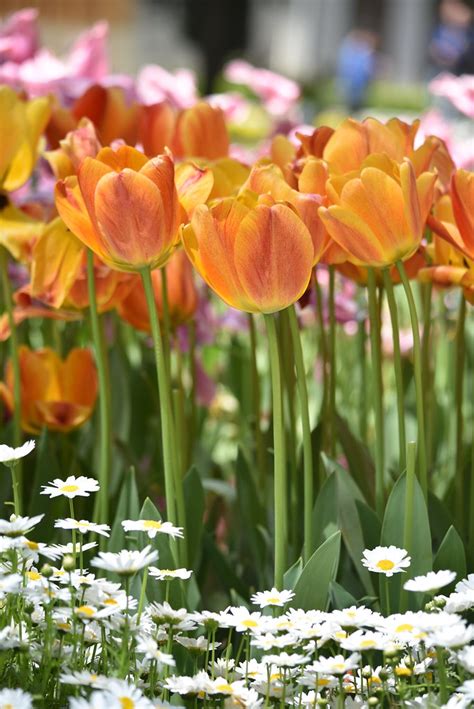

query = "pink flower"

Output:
[[429, 73, 474, 119], [224, 59, 300, 115], [137, 64, 197, 108], [0, 8, 39, 64]]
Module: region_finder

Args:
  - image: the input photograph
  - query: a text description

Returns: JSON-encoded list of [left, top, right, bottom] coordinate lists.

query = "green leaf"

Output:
[[109, 467, 140, 553], [235, 447, 268, 584], [329, 581, 357, 610], [28, 429, 63, 540], [184, 466, 205, 569], [335, 414, 375, 505], [291, 531, 341, 611], [356, 499, 381, 550], [381, 473, 432, 611], [433, 525, 466, 585], [283, 557, 303, 591]]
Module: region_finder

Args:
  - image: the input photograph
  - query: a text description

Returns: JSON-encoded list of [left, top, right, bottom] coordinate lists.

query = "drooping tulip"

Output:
[[55, 145, 181, 272], [182, 194, 314, 313], [0, 346, 98, 433]]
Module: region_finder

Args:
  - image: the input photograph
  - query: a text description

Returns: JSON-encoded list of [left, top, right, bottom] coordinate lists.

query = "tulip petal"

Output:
[[319, 204, 386, 266]]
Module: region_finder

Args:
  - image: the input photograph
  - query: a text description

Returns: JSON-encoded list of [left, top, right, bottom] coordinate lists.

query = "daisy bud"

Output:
[[41, 564, 53, 578], [24, 601, 35, 615], [316, 700, 329, 707], [63, 555, 75, 572], [378, 668, 390, 681], [368, 698, 379, 706], [362, 667, 373, 678]]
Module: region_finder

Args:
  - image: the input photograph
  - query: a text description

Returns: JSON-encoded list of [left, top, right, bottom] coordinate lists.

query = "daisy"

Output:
[[41, 475, 100, 499], [311, 652, 361, 675], [0, 440, 35, 466], [340, 629, 391, 652], [46, 541, 98, 556], [149, 566, 192, 581], [122, 519, 184, 539], [136, 636, 176, 665], [54, 518, 110, 537], [404, 569, 456, 593], [91, 546, 158, 576], [0, 513, 44, 537], [361, 546, 411, 577], [59, 670, 108, 688], [250, 587, 295, 608], [0, 688, 33, 708], [262, 652, 311, 667]]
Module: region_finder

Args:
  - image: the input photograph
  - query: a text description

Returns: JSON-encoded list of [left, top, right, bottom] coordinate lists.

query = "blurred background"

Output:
[[1, 0, 473, 114]]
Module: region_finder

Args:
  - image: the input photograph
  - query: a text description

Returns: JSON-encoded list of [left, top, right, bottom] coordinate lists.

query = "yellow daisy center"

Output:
[[61, 485, 79, 493], [242, 619, 258, 628], [215, 683, 233, 693], [104, 598, 118, 605], [27, 571, 41, 581], [318, 679, 330, 687], [76, 605, 95, 617], [396, 623, 414, 632], [395, 666, 412, 677], [333, 663, 346, 671], [120, 699, 134, 709], [266, 597, 281, 604], [143, 520, 162, 529], [360, 639, 377, 648], [376, 559, 395, 571], [25, 541, 39, 550]]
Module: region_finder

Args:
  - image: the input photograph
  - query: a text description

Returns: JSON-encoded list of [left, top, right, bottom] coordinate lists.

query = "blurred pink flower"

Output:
[[137, 64, 197, 108], [419, 109, 474, 170], [429, 73, 474, 118], [0, 8, 39, 64], [224, 59, 300, 115]]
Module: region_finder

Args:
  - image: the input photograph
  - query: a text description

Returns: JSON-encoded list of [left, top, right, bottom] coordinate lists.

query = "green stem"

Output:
[[141, 267, 182, 549], [248, 314, 266, 487], [188, 321, 197, 464], [328, 266, 337, 457], [9, 465, 21, 516], [357, 314, 368, 442], [382, 269, 407, 471], [137, 568, 148, 623], [455, 296, 466, 533], [396, 260, 428, 499], [401, 441, 416, 612], [367, 268, 385, 517], [314, 271, 328, 430], [86, 251, 112, 526], [436, 647, 448, 704], [69, 498, 77, 566], [1, 247, 22, 509], [264, 313, 287, 588], [421, 281, 433, 468], [160, 266, 172, 380], [470, 324, 474, 564], [288, 305, 313, 564]]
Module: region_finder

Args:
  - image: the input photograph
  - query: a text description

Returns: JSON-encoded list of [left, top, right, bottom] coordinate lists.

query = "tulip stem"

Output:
[[248, 314, 266, 488], [288, 305, 314, 563], [264, 313, 287, 588], [455, 295, 466, 533], [0, 247, 22, 512], [396, 260, 427, 499], [141, 267, 180, 538], [328, 266, 337, 457], [382, 269, 406, 471], [401, 441, 416, 613], [367, 268, 385, 517], [86, 251, 112, 526], [160, 266, 172, 380], [314, 271, 328, 430], [357, 314, 368, 442]]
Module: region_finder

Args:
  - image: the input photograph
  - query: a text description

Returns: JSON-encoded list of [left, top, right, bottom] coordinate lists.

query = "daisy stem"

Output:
[[69, 499, 77, 566], [264, 313, 287, 589], [248, 313, 266, 488], [455, 295, 466, 533], [396, 260, 427, 499], [436, 647, 448, 704], [86, 250, 111, 527], [367, 268, 385, 517], [1, 247, 22, 511], [140, 266, 181, 547], [137, 568, 148, 623], [328, 265, 337, 457], [9, 464, 21, 517], [288, 305, 313, 564], [382, 269, 406, 471]]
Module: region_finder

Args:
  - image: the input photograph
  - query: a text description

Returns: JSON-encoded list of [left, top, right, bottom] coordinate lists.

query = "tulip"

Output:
[[318, 155, 436, 268], [0, 346, 98, 433], [0, 203, 45, 262], [428, 169, 474, 261], [117, 250, 198, 332], [44, 118, 101, 179], [172, 102, 229, 160], [55, 145, 180, 272], [0, 86, 50, 192], [182, 195, 314, 314]]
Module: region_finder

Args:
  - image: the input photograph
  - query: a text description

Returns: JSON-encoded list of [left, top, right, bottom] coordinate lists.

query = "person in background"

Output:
[[429, 0, 473, 74], [336, 29, 378, 113]]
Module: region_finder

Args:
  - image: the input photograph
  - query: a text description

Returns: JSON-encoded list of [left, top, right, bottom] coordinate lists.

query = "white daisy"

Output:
[[91, 546, 158, 576], [361, 545, 411, 576], [311, 652, 361, 675], [121, 519, 184, 539], [250, 587, 295, 608], [0, 440, 35, 466], [404, 569, 456, 593], [54, 518, 110, 537], [262, 652, 311, 667], [149, 566, 192, 581], [0, 513, 44, 537], [41, 475, 100, 499], [458, 679, 474, 702], [46, 541, 98, 556], [136, 636, 176, 665], [0, 687, 33, 708], [340, 629, 391, 652]]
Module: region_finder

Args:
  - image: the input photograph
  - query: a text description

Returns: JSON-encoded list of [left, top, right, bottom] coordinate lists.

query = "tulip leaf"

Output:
[[335, 414, 375, 505], [291, 531, 341, 611], [184, 466, 205, 569], [329, 581, 357, 610], [381, 472, 432, 612], [28, 428, 63, 540], [433, 525, 466, 583], [283, 557, 303, 591], [109, 467, 140, 553]]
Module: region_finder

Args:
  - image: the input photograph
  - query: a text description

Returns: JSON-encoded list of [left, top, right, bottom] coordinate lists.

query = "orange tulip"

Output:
[[117, 250, 198, 332], [0, 346, 98, 433], [44, 118, 101, 179], [172, 102, 229, 160], [182, 195, 314, 313], [0, 203, 45, 263], [318, 155, 436, 268], [55, 146, 180, 272], [428, 169, 474, 261]]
